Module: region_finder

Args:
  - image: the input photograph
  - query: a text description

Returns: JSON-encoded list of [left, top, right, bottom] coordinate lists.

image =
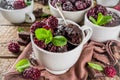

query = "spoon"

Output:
[[55, 2, 79, 46]]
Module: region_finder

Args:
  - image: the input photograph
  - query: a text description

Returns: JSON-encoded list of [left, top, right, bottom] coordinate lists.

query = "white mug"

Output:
[[48, 0, 94, 23], [0, 0, 35, 23], [84, 8, 120, 42], [31, 18, 92, 75], [96, 0, 119, 7]]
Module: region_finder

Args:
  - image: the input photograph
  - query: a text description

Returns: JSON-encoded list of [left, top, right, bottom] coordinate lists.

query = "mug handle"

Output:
[[81, 25, 93, 44], [25, 12, 35, 23]]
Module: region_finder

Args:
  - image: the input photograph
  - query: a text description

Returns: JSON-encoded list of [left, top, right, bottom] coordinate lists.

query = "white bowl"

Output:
[[0, 0, 35, 23], [31, 18, 92, 75], [96, 0, 119, 7], [84, 8, 120, 42], [48, 0, 94, 23]]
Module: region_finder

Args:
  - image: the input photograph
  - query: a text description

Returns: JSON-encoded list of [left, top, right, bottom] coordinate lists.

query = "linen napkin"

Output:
[[4, 40, 120, 80]]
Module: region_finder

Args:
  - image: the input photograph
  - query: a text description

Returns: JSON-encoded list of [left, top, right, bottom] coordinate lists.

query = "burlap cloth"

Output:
[[4, 40, 120, 80]]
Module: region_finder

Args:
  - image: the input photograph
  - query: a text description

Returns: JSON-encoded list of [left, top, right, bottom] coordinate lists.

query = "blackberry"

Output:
[[46, 16, 58, 29], [34, 38, 47, 49], [46, 43, 68, 52], [8, 41, 20, 53], [62, 1, 74, 11], [22, 67, 41, 80], [75, 1, 87, 10], [104, 66, 116, 77], [13, 0, 26, 9], [87, 5, 108, 19], [30, 21, 46, 33], [47, 43, 57, 52]]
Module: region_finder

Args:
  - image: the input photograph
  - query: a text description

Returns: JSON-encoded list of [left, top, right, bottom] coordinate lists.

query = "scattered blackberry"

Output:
[[104, 66, 116, 77], [87, 5, 108, 19], [22, 67, 41, 80], [34, 38, 47, 49], [13, 0, 26, 9], [46, 16, 58, 29], [62, 1, 74, 11], [8, 41, 20, 53], [30, 21, 46, 33]]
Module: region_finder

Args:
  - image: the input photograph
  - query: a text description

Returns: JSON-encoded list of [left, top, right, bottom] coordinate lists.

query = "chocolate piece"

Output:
[[33, 8, 43, 18], [18, 31, 30, 41], [17, 38, 29, 46], [87, 66, 105, 79], [29, 58, 39, 66]]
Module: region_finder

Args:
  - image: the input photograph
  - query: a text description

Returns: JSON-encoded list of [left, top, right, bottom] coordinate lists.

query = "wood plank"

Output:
[[0, 59, 16, 80], [0, 26, 30, 57]]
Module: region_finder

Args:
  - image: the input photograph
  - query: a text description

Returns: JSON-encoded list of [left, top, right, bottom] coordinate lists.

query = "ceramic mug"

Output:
[[48, 0, 94, 23], [96, 0, 119, 7], [0, 0, 35, 23], [84, 8, 120, 42], [30, 18, 92, 75]]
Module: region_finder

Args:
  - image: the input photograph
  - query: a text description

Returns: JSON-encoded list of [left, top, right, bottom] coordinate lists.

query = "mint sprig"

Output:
[[15, 59, 30, 72], [88, 62, 103, 71], [35, 28, 53, 44], [52, 36, 67, 46], [35, 28, 67, 46], [18, 27, 24, 32], [25, 0, 32, 6], [89, 13, 112, 26]]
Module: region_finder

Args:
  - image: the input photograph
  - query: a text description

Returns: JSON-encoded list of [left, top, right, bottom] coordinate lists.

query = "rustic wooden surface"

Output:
[[0, 1, 120, 80]]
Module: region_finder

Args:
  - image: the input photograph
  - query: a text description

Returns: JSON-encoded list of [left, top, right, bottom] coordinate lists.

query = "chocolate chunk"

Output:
[[17, 38, 29, 46], [29, 58, 39, 66], [18, 31, 30, 41], [33, 8, 43, 18], [87, 66, 105, 79]]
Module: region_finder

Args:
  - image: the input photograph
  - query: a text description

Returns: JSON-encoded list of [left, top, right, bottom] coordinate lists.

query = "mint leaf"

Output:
[[25, 0, 32, 6], [15, 59, 30, 72], [41, 13, 51, 18], [89, 13, 112, 26], [35, 28, 53, 44], [45, 30, 53, 44], [35, 28, 48, 41], [89, 16, 97, 24], [52, 36, 67, 46], [88, 62, 103, 71], [97, 13, 112, 26], [18, 27, 24, 32]]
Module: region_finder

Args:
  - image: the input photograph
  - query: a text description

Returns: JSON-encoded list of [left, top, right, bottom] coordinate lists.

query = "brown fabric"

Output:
[[4, 40, 120, 80]]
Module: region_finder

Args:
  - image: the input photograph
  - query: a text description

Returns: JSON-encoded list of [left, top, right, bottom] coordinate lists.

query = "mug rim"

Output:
[[85, 8, 120, 29], [48, 0, 93, 13], [0, 0, 33, 12], [31, 18, 86, 55]]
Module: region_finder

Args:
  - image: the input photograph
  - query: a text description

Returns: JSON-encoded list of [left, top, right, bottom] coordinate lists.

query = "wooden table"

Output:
[[0, 1, 120, 80]]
